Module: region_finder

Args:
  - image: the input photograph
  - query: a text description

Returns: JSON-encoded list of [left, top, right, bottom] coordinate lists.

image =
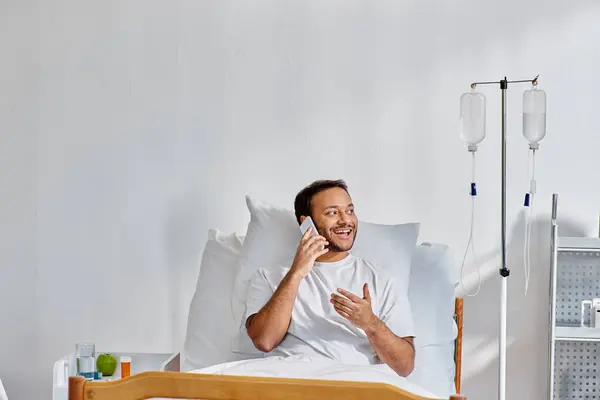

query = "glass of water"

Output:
[[76, 342, 96, 380]]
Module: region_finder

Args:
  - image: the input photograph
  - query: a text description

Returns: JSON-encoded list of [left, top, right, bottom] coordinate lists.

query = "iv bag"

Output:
[[523, 86, 547, 146], [460, 91, 486, 151]]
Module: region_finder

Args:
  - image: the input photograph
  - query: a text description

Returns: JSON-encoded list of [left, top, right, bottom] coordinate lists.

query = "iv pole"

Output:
[[469, 74, 540, 400]]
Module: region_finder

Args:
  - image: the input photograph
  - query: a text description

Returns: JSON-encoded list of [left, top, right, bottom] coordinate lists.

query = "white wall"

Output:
[[2, 0, 600, 398], [1, 0, 40, 396]]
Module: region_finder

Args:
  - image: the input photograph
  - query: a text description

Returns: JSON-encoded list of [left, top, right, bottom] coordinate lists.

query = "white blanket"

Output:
[[190, 355, 442, 399]]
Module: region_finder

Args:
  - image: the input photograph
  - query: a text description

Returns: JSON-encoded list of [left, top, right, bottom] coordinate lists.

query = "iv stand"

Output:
[[469, 74, 539, 400]]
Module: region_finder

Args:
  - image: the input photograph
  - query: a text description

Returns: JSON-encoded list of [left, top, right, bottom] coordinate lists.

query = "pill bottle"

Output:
[[120, 356, 131, 379]]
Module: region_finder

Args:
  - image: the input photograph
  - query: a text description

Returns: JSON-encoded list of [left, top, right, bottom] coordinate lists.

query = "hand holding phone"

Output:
[[291, 217, 329, 279], [300, 216, 319, 238]]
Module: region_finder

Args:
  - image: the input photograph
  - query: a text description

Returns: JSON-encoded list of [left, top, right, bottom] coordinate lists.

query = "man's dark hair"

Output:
[[293, 179, 349, 224]]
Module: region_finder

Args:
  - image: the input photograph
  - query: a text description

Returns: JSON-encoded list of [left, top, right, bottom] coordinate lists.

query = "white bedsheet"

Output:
[[190, 355, 442, 399]]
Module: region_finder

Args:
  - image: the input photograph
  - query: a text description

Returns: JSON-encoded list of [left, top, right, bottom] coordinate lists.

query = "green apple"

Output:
[[96, 353, 118, 376]]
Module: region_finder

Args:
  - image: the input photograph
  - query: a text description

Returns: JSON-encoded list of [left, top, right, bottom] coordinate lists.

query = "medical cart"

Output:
[[549, 206, 600, 400]]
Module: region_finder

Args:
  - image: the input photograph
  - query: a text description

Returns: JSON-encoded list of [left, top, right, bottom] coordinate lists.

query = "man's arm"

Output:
[[364, 318, 415, 377], [330, 284, 415, 377], [245, 271, 303, 352], [246, 227, 329, 352]]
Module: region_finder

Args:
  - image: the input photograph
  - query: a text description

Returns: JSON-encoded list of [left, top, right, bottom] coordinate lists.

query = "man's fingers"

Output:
[[337, 288, 362, 303], [333, 305, 350, 319], [303, 236, 326, 252], [330, 294, 356, 309], [363, 283, 371, 301], [300, 226, 313, 241], [306, 234, 327, 246], [330, 297, 354, 313], [317, 247, 330, 257], [308, 238, 328, 252], [300, 228, 313, 245]]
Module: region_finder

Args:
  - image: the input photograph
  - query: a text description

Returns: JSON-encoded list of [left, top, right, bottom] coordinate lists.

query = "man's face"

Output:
[[310, 187, 358, 253]]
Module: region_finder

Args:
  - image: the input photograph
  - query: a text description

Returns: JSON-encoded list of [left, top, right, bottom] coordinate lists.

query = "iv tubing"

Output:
[[460, 151, 481, 297], [524, 149, 537, 295]]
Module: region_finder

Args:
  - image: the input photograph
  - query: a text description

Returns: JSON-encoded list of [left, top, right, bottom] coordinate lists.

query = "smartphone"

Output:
[[300, 216, 319, 237], [300, 216, 324, 250]]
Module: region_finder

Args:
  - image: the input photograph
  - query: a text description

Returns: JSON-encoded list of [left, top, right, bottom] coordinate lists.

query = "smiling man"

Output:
[[244, 179, 416, 377]]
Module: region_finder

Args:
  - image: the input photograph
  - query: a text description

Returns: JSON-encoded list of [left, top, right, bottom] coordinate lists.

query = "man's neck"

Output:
[[315, 251, 349, 263]]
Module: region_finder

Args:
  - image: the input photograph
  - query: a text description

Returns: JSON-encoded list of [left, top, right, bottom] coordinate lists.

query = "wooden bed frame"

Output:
[[68, 298, 465, 400], [68, 373, 467, 400]]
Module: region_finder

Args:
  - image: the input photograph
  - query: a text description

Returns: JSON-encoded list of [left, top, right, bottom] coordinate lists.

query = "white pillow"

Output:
[[407, 242, 458, 397], [0, 377, 6, 400], [231, 195, 420, 353], [182, 229, 252, 371], [409, 243, 458, 346]]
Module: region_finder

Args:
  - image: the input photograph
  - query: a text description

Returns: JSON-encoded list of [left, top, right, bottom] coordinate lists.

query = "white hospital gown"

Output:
[[244, 253, 415, 365]]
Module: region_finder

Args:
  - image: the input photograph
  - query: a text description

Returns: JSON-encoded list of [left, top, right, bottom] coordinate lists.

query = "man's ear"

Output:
[[300, 215, 306, 224]]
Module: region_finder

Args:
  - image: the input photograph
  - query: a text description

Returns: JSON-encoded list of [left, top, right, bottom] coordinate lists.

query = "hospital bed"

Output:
[[61, 195, 465, 399], [66, 297, 463, 400], [64, 299, 464, 400]]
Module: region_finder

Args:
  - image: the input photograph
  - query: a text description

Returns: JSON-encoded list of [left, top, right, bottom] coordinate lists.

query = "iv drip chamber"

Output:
[[460, 91, 486, 151], [523, 86, 547, 147]]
